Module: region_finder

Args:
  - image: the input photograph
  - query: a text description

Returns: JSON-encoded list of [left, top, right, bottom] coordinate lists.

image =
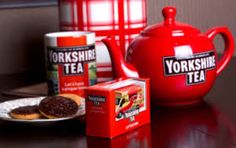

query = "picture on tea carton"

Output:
[[115, 81, 146, 121]]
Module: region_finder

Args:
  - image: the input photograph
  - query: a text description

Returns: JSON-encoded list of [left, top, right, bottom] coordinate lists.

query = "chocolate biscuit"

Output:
[[9, 105, 42, 120], [58, 93, 81, 106], [39, 96, 78, 119]]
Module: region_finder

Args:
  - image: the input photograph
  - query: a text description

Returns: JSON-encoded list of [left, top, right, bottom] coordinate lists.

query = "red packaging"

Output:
[[85, 78, 150, 138], [44, 31, 97, 97]]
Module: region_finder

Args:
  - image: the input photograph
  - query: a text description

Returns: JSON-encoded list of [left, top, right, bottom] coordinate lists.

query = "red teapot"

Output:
[[102, 6, 234, 106]]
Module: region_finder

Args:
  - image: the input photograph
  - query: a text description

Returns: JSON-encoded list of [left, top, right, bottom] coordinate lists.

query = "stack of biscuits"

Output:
[[9, 94, 81, 120]]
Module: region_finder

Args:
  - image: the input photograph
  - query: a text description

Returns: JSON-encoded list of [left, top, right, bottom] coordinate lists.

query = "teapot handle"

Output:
[[205, 27, 234, 76]]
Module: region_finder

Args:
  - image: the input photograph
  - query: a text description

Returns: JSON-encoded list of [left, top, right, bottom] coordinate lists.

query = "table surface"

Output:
[[0, 58, 235, 148]]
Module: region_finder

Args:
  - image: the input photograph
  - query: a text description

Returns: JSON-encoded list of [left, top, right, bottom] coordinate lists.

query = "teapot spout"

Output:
[[102, 37, 139, 79]]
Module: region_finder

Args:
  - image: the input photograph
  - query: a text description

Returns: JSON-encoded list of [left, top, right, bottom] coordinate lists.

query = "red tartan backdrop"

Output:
[[58, 0, 147, 82]]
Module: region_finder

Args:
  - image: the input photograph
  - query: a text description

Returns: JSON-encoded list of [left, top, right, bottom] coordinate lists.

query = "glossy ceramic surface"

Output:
[[102, 6, 234, 106]]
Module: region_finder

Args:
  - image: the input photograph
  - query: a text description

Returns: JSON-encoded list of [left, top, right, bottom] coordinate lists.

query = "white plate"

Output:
[[0, 97, 85, 122]]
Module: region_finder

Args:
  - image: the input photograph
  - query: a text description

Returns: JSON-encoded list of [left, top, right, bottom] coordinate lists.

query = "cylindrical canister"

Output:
[[58, 0, 147, 82], [44, 31, 96, 98]]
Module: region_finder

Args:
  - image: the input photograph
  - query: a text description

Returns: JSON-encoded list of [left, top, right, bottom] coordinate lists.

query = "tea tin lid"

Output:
[[45, 31, 95, 47], [142, 6, 200, 37]]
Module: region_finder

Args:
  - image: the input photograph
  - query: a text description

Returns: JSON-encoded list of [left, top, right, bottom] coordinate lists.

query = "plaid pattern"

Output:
[[59, 0, 147, 82]]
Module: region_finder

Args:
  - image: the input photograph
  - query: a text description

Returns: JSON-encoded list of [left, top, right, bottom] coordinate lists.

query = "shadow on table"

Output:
[[151, 101, 236, 148], [87, 123, 151, 148], [0, 118, 87, 148]]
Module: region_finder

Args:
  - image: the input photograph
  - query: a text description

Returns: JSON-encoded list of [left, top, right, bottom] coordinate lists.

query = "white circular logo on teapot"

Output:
[[163, 50, 216, 85]]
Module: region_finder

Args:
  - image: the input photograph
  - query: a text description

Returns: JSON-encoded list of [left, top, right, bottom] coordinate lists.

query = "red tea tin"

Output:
[[85, 78, 150, 138], [44, 31, 97, 98]]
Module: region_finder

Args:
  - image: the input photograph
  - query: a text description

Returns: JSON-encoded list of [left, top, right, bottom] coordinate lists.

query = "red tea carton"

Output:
[[85, 78, 150, 138]]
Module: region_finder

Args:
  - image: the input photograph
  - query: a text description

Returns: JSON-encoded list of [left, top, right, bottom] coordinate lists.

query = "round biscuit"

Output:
[[58, 93, 81, 106]]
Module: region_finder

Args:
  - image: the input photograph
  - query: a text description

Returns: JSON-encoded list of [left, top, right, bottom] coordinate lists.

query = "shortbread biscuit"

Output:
[[9, 105, 42, 120]]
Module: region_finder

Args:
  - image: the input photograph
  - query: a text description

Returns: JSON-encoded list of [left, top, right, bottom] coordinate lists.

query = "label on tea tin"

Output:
[[47, 44, 97, 96], [163, 51, 216, 85]]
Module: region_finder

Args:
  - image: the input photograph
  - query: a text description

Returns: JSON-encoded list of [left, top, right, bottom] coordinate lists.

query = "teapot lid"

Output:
[[142, 6, 200, 37]]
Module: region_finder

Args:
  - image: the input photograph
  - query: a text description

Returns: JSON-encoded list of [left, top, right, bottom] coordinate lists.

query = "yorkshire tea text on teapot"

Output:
[[164, 51, 216, 85]]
